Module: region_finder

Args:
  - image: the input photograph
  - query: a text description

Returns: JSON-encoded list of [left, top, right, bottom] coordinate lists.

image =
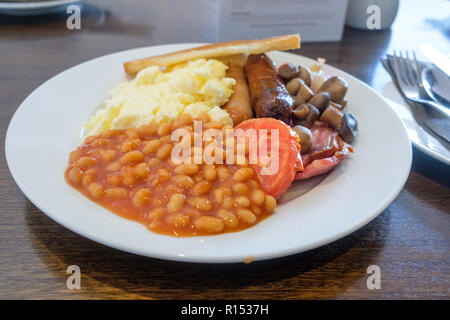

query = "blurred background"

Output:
[[0, 0, 448, 92]]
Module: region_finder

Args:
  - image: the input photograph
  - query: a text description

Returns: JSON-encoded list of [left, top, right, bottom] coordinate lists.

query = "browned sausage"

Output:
[[244, 54, 294, 124], [222, 63, 254, 125]]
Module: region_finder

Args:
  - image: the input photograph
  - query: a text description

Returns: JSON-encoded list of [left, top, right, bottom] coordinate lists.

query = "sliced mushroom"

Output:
[[292, 104, 309, 119], [278, 63, 299, 80], [293, 104, 320, 128], [293, 125, 313, 154], [337, 113, 358, 143], [317, 76, 348, 103], [319, 105, 343, 130], [285, 78, 304, 96], [294, 83, 314, 106], [308, 92, 330, 113], [298, 65, 312, 87], [330, 101, 344, 111]]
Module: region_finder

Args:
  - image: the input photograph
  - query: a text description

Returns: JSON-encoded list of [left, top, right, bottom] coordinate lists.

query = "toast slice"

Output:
[[123, 34, 300, 74]]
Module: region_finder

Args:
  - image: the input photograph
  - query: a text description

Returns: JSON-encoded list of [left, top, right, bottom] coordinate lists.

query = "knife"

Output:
[[419, 44, 450, 78]]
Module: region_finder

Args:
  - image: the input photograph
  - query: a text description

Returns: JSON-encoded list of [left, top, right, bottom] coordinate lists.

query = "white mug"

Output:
[[346, 0, 399, 30]]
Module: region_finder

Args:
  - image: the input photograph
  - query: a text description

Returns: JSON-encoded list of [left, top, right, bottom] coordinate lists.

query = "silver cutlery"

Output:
[[388, 50, 450, 119], [382, 53, 450, 144], [419, 44, 450, 78], [421, 67, 450, 106]]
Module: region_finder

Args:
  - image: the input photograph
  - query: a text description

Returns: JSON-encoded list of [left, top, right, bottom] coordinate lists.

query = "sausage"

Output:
[[222, 63, 254, 125], [244, 54, 294, 124]]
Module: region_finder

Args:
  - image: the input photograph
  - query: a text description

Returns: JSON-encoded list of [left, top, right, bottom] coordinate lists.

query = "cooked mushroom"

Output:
[[317, 76, 348, 103], [308, 92, 330, 112], [294, 83, 314, 106], [319, 105, 343, 130], [292, 104, 309, 119], [337, 112, 358, 143], [285, 78, 304, 96], [330, 101, 344, 111], [278, 63, 299, 80], [293, 125, 313, 154], [298, 66, 312, 87], [341, 98, 348, 108], [293, 104, 320, 128]]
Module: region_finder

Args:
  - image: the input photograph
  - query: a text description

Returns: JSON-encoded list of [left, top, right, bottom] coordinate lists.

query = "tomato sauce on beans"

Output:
[[65, 113, 277, 237]]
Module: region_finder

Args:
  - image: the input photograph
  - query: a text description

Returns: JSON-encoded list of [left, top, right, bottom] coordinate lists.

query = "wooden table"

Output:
[[0, 0, 448, 300]]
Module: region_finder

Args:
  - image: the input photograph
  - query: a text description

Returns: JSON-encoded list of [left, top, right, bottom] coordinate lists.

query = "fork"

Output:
[[388, 50, 450, 119]]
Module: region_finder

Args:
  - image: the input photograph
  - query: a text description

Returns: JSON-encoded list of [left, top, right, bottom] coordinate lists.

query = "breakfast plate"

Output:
[[0, 0, 81, 16], [5, 43, 412, 263]]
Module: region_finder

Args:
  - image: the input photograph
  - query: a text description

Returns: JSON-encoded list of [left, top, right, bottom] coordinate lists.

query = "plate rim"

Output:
[[383, 96, 450, 166], [5, 44, 412, 263]]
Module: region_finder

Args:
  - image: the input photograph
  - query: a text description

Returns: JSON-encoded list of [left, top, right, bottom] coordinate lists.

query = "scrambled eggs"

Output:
[[85, 59, 236, 136]]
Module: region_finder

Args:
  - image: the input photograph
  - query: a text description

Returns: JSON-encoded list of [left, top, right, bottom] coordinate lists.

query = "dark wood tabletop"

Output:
[[0, 0, 449, 300]]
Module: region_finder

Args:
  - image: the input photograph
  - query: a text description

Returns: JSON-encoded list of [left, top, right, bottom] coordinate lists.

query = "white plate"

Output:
[[0, 0, 81, 16], [5, 44, 412, 263], [380, 82, 450, 165]]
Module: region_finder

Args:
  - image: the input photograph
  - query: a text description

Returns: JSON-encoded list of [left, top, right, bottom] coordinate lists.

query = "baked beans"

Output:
[[65, 114, 277, 237]]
